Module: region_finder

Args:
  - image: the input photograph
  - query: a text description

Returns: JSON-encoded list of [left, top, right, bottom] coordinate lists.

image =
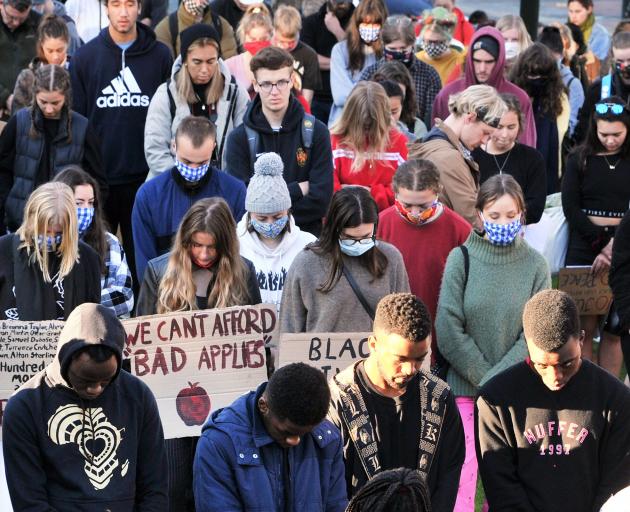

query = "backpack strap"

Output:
[[215, 77, 238, 166], [210, 11, 223, 40], [165, 78, 176, 121], [601, 73, 613, 101], [245, 125, 258, 167], [169, 11, 178, 54], [301, 112, 316, 150]]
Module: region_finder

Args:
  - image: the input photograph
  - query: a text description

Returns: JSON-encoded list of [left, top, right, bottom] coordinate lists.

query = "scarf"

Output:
[[580, 12, 596, 46]]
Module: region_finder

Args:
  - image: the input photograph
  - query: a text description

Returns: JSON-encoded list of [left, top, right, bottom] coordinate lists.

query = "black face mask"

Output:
[[329, 2, 352, 23], [527, 77, 545, 94]]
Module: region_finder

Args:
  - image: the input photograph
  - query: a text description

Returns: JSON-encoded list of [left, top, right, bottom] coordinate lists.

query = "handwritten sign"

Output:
[[278, 333, 372, 379], [0, 320, 62, 438], [558, 267, 613, 315], [123, 304, 275, 438]]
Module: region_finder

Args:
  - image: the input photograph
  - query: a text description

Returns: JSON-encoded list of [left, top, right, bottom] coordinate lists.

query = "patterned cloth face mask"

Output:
[[37, 234, 62, 252], [77, 207, 95, 236], [423, 40, 449, 59], [359, 23, 381, 43], [384, 47, 414, 65], [395, 199, 440, 225], [183, 0, 208, 16], [176, 159, 210, 182], [481, 215, 522, 246], [251, 215, 289, 239]]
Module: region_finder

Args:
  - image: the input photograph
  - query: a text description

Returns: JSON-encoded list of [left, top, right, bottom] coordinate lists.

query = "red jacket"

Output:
[[332, 128, 408, 211]]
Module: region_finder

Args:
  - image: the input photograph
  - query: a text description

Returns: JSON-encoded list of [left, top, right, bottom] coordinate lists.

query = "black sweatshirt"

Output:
[[610, 209, 630, 328], [473, 143, 547, 224], [476, 360, 630, 512], [561, 153, 630, 253]]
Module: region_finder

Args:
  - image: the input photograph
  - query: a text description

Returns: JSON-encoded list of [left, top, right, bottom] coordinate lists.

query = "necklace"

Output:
[[603, 155, 621, 170], [492, 148, 513, 174]]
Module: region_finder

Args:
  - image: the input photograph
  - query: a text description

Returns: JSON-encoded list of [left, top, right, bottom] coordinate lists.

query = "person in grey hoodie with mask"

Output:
[[238, 152, 315, 315]]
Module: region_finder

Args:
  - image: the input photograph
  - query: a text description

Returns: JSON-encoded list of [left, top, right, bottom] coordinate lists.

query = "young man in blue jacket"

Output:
[[193, 362, 348, 511], [223, 46, 333, 236], [132, 115, 246, 283], [2, 303, 167, 511], [70, 0, 172, 284]]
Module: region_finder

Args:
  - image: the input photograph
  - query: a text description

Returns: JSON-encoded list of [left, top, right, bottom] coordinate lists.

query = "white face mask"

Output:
[[504, 41, 520, 60]]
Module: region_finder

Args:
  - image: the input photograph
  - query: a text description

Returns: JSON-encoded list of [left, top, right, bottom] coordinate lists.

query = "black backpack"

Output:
[[168, 9, 223, 54]]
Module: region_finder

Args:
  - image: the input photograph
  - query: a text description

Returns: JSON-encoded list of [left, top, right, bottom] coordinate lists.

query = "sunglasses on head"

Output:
[[595, 103, 625, 115]]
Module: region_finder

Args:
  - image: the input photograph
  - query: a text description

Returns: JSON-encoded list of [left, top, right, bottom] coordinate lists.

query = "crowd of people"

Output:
[[1, 0, 630, 510]]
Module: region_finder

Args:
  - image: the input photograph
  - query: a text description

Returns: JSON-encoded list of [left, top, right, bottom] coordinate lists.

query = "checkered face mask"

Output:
[[183, 0, 207, 16], [176, 159, 210, 182], [77, 207, 95, 236], [482, 216, 522, 246], [37, 234, 62, 252]]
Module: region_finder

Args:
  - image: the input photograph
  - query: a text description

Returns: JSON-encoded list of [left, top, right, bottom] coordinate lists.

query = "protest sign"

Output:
[[558, 267, 613, 315], [123, 304, 275, 438], [0, 320, 62, 438], [278, 333, 372, 379]]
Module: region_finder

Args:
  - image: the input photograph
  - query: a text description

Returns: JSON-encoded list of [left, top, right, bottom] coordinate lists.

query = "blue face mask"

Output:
[[482, 216, 522, 246], [37, 234, 62, 252], [251, 215, 289, 239], [339, 237, 376, 257], [175, 159, 210, 182], [77, 207, 95, 236]]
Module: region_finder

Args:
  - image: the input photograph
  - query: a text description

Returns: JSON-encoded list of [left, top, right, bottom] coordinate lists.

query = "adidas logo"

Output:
[[96, 66, 150, 108]]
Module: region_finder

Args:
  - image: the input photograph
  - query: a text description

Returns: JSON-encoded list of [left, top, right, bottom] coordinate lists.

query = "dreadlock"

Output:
[[346, 468, 432, 512]]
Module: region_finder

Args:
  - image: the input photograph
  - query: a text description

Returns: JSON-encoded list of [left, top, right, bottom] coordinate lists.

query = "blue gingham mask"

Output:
[[37, 234, 62, 252], [175, 159, 210, 182], [482, 216, 522, 246], [77, 207, 95, 235]]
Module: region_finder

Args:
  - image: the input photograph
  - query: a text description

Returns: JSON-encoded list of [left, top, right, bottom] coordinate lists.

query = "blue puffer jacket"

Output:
[[193, 383, 348, 512]]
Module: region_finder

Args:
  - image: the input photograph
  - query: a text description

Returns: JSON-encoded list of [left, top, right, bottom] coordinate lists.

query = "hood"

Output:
[[202, 383, 267, 439], [464, 26, 507, 88], [52, 0, 67, 16], [97, 22, 159, 69], [237, 214, 307, 257], [244, 94, 305, 135], [45, 303, 125, 389]]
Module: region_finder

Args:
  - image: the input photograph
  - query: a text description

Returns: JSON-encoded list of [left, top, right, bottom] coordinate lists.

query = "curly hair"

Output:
[[266, 363, 330, 426], [508, 43, 565, 118], [523, 290, 580, 351], [346, 468, 431, 512], [373, 293, 431, 343]]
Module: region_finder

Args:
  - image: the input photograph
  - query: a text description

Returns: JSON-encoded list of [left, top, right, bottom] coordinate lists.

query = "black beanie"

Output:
[[180, 23, 222, 62], [472, 35, 500, 60]]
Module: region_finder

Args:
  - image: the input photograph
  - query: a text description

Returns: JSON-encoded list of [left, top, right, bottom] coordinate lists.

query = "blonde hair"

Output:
[[236, 4, 273, 46], [448, 84, 507, 125], [177, 37, 225, 105], [330, 81, 392, 173], [16, 182, 79, 282], [496, 15, 533, 50], [273, 5, 301, 38], [157, 198, 251, 314]]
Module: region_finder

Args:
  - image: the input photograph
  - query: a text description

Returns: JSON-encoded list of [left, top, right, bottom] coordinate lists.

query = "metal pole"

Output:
[[520, 0, 540, 40]]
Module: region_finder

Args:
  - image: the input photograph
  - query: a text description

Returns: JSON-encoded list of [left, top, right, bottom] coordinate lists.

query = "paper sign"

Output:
[[0, 320, 63, 438], [278, 333, 372, 379], [123, 304, 275, 438], [558, 267, 613, 315]]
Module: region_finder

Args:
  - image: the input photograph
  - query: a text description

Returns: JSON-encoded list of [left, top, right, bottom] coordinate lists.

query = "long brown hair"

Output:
[[310, 187, 388, 293], [30, 64, 72, 141], [330, 81, 392, 172], [157, 198, 251, 313], [346, 0, 387, 73], [36, 14, 69, 62], [177, 37, 225, 106], [53, 166, 109, 275]]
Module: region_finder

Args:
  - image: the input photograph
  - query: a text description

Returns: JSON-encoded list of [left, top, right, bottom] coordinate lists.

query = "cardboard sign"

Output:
[[0, 320, 63, 438], [123, 305, 275, 438], [278, 333, 372, 379], [558, 267, 613, 315]]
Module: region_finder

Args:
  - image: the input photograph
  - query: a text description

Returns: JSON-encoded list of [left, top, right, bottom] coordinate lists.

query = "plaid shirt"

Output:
[[360, 56, 442, 128], [101, 232, 134, 318]]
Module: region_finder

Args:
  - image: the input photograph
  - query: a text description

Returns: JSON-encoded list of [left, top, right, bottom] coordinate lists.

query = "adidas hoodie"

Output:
[[237, 214, 315, 313], [2, 303, 168, 511], [70, 23, 172, 185]]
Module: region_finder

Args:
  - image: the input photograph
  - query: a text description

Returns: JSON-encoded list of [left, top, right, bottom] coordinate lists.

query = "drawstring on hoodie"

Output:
[[121, 47, 127, 73], [80, 399, 95, 467]]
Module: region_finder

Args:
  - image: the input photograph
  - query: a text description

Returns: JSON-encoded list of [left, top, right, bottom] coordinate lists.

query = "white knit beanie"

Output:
[[245, 153, 292, 214]]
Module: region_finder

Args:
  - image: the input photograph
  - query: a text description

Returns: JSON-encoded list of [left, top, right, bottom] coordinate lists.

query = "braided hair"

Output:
[[346, 468, 432, 512]]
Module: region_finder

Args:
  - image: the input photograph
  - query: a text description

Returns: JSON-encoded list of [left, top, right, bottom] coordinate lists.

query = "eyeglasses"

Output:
[[339, 234, 375, 246], [256, 78, 291, 94], [595, 103, 625, 115]]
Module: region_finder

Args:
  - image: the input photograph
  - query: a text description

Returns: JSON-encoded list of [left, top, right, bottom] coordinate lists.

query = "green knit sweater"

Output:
[[436, 231, 550, 397]]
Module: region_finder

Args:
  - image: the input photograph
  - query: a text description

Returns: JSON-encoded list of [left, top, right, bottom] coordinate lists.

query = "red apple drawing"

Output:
[[176, 382, 211, 426]]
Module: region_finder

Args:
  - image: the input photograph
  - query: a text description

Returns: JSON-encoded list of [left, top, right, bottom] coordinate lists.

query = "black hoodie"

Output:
[[2, 303, 168, 511], [224, 95, 333, 236], [70, 23, 172, 185]]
